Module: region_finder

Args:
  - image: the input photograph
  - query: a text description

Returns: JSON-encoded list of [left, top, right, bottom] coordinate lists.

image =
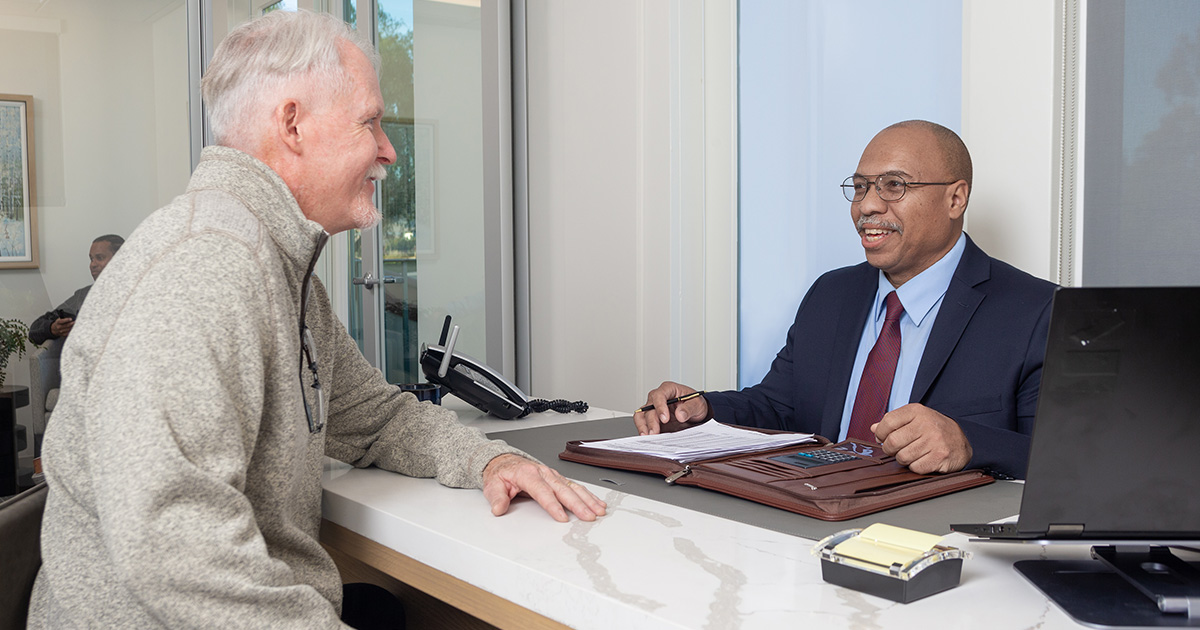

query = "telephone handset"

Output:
[[419, 316, 588, 420], [420, 317, 529, 419]]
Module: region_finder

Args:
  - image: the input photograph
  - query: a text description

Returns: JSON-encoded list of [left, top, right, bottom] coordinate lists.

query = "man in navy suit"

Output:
[[635, 120, 1055, 479]]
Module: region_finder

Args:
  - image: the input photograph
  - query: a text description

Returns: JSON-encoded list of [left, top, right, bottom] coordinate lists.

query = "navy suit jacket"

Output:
[[705, 234, 1056, 478]]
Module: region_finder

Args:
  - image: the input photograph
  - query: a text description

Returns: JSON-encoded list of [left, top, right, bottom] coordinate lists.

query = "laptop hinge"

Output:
[[1046, 524, 1085, 537]]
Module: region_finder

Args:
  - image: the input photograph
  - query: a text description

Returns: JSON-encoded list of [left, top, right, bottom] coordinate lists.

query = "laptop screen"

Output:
[[1017, 287, 1200, 539]]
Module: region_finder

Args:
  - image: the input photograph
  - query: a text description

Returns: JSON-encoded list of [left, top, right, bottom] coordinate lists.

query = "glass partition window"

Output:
[[262, 0, 300, 13], [349, 0, 424, 383], [344, 0, 489, 385], [205, 0, 492, 385], [1081, 0, 1200, 286]]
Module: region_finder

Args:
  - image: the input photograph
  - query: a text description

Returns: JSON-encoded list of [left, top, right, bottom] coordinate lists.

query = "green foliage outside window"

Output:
[[378, 8, 417, 261]]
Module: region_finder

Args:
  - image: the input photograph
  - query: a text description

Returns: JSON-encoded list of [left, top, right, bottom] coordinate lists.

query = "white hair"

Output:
[[200, 9, 379, 147]]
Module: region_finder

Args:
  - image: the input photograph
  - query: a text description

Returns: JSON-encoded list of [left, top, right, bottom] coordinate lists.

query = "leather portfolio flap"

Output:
[[559, 428, 992, 521]]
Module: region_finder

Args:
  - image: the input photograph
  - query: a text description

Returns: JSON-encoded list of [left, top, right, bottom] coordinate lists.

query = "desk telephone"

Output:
[[419, 316, 587, 420]]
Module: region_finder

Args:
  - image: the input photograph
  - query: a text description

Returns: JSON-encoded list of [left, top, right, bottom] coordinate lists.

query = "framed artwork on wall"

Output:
[[0, 93, 38, 270]]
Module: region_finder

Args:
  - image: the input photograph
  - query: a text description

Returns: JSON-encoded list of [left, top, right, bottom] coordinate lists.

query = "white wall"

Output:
[[525, 0, 736, 413], [0, 20, 62, 330], [153, 4, 193, 207], [962, 0, 1059, 282], [0, 4, 191, 448], [0, 6, 191, 308], [525, 0, 657, 412]]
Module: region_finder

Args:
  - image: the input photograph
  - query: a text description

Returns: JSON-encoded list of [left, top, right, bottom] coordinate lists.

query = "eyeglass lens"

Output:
[[842, 175, 909, 202], [301, 326, 325, 433]]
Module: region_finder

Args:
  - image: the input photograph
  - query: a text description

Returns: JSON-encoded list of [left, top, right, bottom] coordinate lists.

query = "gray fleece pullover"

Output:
[[29, 146, 525, 628]]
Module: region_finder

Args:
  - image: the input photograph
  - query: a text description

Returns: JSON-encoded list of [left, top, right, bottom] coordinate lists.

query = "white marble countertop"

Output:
[[322, 397, 1095, 629]]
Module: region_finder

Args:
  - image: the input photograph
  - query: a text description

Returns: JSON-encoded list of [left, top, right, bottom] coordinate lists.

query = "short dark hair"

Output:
[[93, 234, 125, 253]]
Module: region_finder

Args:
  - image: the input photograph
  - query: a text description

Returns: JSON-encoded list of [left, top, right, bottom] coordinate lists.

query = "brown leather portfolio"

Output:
[[559, 425, 994, 522]]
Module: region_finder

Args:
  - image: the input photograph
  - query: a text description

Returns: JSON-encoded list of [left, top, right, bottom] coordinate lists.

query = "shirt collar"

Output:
[[872, 232, 967, 327]]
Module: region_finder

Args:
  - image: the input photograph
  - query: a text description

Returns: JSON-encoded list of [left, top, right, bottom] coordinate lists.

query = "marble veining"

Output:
[[620, 504, 685, 529], [729, 535, 811, 563], [564, 490, 668, 611], [673, 537, 748, 629], [1024, 597, 1054, 630], [833, 586, 896, 630]]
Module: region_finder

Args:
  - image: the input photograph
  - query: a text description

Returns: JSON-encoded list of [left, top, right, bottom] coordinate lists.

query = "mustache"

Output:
[[857, 216, 903, 234], [368, 163, 388, 181]]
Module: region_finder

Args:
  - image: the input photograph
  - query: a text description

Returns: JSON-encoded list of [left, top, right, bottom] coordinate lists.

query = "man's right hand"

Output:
[[633, 381, 711, 435], [50, 317, 75, 338]]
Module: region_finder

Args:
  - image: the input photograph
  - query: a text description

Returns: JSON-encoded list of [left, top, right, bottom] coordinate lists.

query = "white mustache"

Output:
[[857, 216, 902, 234], [367, 163, 387, 181]]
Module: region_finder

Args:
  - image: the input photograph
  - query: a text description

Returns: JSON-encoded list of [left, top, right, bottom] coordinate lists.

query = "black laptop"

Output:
[[951, 286, 1200, 542]]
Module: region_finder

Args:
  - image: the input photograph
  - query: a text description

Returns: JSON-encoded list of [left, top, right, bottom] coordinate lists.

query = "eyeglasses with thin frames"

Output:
[[300, 232, 330, 434], [841, 174, 958, 203], [300, 323, 325, 434]]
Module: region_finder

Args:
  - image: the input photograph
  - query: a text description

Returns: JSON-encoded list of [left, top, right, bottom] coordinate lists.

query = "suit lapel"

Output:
[[910, 235, 990, 402], [819, 265, 878, 438]]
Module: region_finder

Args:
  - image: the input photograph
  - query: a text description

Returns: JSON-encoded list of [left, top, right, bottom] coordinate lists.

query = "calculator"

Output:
[[771, 449, 859, 469]]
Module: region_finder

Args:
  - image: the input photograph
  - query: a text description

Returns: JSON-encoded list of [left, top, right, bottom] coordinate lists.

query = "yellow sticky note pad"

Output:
[[831, 523, 944, 569], [814, 523, 969, 602]]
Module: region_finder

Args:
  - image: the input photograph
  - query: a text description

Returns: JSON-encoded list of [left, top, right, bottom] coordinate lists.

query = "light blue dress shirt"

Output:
[[836, 233, 967, 441]]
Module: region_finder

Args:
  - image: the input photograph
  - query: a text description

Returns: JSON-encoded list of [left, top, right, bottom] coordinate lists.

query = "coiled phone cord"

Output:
[[520, 398, 589, 417]]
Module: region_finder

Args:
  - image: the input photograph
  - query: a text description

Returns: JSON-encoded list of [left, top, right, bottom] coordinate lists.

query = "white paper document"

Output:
[[584, 420, 817, 463]]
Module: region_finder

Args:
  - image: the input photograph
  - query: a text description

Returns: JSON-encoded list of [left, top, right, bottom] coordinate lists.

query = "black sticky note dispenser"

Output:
[[812, 523, 969, 603]]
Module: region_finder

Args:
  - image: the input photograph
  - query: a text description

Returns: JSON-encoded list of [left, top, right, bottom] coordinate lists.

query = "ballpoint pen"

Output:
[[635, 390, 706, 414]]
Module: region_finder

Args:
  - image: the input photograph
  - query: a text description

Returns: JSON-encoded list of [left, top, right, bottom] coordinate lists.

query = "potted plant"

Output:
[[0, 318, 30, 387]]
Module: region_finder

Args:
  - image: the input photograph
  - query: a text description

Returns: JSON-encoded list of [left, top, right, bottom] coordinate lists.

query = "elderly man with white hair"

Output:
[[29, 10, 604, 630]]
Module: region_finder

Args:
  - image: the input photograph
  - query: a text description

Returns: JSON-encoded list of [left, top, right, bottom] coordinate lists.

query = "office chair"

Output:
[[28, 339, 64, 451], [0, 482, 47, 630]]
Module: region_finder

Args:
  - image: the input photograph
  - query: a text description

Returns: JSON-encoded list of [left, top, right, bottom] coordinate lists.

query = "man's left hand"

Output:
[[482, 454, 607, 522], [871, 403, 972, 474]]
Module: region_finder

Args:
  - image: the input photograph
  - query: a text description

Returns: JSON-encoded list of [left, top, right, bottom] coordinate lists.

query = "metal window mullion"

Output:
[[511, 0, 531, 392], [1056, 0, 1084, 287]]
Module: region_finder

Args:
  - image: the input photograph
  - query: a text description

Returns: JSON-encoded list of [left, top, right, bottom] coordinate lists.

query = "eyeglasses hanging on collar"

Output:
[[300, 232, 330, 434], [300, 323, 325, 434]]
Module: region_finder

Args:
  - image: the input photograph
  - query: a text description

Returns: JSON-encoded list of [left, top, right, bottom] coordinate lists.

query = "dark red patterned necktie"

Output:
[[847, 291, 904, 442]]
